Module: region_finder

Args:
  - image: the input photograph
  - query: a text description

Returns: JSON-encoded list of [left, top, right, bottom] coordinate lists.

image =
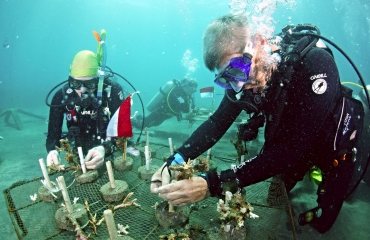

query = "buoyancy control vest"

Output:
[[61, 79, 114, 150], [265, 23, 367, 198]]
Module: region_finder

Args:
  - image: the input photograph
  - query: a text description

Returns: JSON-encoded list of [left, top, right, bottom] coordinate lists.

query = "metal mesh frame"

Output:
[[4, 144, 297, 240]]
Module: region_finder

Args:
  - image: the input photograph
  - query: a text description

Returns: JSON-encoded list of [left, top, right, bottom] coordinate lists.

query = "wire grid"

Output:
[[4, 145, 297, 240]]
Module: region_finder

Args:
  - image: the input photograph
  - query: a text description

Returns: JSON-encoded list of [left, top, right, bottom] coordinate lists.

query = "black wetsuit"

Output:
[[46, 79, 125, 156], [144, 85, 194, 128], [176, 48, 353, 233]]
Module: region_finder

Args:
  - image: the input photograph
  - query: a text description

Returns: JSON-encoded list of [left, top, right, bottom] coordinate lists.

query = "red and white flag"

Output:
[[106, 95, 133, 138], [200, 86, 214, 98]]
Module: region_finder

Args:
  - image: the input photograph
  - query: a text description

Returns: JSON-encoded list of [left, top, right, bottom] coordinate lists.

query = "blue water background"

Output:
[[0, 1, 369, 239], [0, 0, 369, 110]]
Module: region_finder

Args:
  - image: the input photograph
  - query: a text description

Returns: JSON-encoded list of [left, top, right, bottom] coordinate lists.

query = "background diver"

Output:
[[133, 77, 198, 128]]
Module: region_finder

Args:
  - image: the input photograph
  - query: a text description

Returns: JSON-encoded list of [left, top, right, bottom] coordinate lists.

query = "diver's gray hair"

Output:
[[203, 13, 250, 72]]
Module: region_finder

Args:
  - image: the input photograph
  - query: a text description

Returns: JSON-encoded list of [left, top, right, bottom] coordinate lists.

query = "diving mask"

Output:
[[68, 76, 99, 90], [214, 53, 252, 93]]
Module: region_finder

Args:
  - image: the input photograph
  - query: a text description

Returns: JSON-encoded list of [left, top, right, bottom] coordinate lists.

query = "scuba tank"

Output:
[[146, 81, 175, 112]]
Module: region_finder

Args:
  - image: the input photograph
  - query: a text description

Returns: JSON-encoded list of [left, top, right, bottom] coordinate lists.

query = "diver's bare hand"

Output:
[[46, 150, 60, 166], [150, 163, 171, 192], [152, 176, 209, 206], [85, 146, 105, 170]]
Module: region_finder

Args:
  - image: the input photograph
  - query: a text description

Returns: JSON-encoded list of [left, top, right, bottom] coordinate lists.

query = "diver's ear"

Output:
[[244, 40, 254, 55]]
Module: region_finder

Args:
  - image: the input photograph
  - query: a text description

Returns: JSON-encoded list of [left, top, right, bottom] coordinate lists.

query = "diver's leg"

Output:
[[144, 110, 164, 128], [363, 162, 370, 186], [267, 162, 310, 207], [280, 159, 312, 193], [304, 153, 355, 233]]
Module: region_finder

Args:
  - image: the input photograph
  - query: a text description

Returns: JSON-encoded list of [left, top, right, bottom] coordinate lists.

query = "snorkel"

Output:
[[92, 29, 107, 108]]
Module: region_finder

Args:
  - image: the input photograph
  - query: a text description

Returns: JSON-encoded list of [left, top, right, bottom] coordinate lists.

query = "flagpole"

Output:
[[200, 86, 215, 112]]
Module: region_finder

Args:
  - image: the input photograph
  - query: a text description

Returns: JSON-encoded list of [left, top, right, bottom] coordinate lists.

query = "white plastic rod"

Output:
[[146, 128, 149, 147], [104, 209, 118, 240], [106, 161, 116, 188], [145, 146, 150, 171], [57, 176, 73, 213], [206, 148, 212, 161], [39, 158, 52, 189], [77, 147, 87, 174], [168, 138, 174, 155]]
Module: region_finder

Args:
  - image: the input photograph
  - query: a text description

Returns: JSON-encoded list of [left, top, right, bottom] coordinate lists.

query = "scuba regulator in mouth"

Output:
[[58, 85, 100, 109], [79, 92, 98, 108]]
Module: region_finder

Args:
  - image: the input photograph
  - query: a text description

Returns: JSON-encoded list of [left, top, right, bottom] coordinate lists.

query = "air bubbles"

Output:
[[181, 50, 199, 74]]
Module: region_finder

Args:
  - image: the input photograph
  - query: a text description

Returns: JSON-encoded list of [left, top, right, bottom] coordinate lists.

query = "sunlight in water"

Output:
[[228, 0, 297, 37]]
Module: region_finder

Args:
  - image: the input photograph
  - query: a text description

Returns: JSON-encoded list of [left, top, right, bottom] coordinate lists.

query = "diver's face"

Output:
[[215, 52, 255, 92], [69, 77, 98, 96], [74, 87, 96, 96], [218, 53, 243, 71]]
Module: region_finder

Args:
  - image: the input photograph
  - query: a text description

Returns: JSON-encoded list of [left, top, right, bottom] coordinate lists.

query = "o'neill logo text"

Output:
[[343, 113, 351, 135]]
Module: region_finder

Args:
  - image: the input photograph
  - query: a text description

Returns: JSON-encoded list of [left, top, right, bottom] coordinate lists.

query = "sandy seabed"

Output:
[[0, 106, 369, 239]]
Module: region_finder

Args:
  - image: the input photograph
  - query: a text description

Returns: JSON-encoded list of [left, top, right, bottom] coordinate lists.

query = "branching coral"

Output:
[[56, 139, 76, 165], [69, 215, 90, 240], [84, 198, 99, 236], [230, 131, 245, 164], [169, 158, 210, 181], [158, 233, 190, 240], [186, 224, 207, 239], [193, 157, 210, 173], [117, 223, 129, 235], [53, 139, 81, 173], [216, 191, 259, 233], [114, 192, 140, 210], [169, 160, 195, 180]]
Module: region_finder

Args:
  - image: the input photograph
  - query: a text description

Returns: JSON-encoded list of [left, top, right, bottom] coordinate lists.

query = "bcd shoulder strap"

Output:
[[264, 34, 319, 141]]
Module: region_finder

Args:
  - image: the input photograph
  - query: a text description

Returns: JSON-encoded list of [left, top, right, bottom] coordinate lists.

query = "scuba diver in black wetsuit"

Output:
[[45, 30, 139, 170], [354, 84, 370, 186], [150, 13, 368, 234], [135, 78, 198, 128]]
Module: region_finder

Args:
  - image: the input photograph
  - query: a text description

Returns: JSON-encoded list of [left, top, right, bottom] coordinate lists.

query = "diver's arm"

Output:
[[46, 89, 65, 152], [209, 48, 342, 195], [176, 92, 243, 159], [168, 87, 189, 113]]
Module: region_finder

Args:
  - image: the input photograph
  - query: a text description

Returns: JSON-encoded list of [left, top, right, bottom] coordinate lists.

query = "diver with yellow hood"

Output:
[[45, 30, 138, 170]]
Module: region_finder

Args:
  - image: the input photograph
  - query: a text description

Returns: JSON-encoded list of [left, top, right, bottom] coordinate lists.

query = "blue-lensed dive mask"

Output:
[[214, 53, 252, 93]]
